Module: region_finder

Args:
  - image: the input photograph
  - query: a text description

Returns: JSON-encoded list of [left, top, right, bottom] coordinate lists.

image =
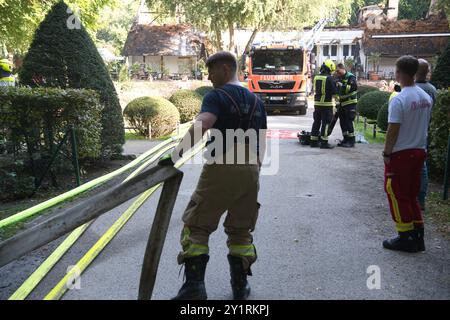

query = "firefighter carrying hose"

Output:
[[0, 59, 15, 87], [158, 51, 267, 300], [310, 59, 337, 149], [335, 63, 358, 148]]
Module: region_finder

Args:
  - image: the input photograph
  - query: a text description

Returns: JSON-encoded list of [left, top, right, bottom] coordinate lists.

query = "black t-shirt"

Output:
[[200, 84, 267, 157]]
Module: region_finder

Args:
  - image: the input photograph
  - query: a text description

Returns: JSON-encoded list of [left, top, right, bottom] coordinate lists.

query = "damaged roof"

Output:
[[363, 13, 450, 57], [122, 24, 203, 57]]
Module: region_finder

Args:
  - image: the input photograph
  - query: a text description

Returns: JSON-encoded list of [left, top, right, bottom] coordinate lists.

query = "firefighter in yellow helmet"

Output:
[[310, 59, 337, 149], [0, 59, 15, 87]]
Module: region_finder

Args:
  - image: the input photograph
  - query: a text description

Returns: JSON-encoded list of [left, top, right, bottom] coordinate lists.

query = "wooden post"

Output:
[[363, 117, 367, 130], [373, 123, 377, 139], [138, 172, 183, 300]]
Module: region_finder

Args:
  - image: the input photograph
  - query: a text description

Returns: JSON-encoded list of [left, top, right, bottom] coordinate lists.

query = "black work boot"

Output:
[[415, 227, 425, 252], [227, 255, 251, 300], [310, 140, 319, 148], [382, 230, 419, 253], [337, 136, 348, 147], [320, 141, 334, 149], [172, 255, 209, 300], [340, 136, 355, 148]]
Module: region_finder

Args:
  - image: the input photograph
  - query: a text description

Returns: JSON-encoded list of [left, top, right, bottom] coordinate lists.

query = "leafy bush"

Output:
[[19, 1, 124, 157], [124, 97, 180, 138], [0, 166, 35, 201], [357, 91, 390, 120], [428, 89, 450, 177], [0, 87, 103, 159], [431, 41, 450, 90], [195, 86, 214, 97], [357, 85, 379, 99], [169, 89, 202, 123], [377, 102, 389, 131]]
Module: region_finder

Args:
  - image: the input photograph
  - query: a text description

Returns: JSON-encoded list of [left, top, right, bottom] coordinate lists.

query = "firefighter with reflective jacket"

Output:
[[310, 59, 337, 149], [335, 63, 358, 148], [0, 59, 15, 87]]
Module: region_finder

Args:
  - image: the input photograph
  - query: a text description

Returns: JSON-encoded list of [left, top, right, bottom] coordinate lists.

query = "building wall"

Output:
[[127, 55, 196, 75]]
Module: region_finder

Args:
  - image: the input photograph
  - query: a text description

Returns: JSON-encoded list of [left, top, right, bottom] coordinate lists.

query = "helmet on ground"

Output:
[[0, 59, 13, 73]]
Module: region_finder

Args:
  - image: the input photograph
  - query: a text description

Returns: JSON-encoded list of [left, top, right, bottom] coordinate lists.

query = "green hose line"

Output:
[[0, 124, 192, 230]]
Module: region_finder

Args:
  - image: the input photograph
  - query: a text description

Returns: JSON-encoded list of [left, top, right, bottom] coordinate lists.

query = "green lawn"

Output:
[[125, 131, 147, 140], [354, 120, 386, 144]]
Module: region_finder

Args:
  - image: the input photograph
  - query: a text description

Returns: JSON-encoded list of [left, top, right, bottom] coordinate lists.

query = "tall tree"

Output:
[[19, 1, 125, 156]]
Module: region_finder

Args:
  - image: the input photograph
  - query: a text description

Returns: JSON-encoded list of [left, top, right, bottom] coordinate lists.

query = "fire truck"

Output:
[[243, 18, 332, 115]]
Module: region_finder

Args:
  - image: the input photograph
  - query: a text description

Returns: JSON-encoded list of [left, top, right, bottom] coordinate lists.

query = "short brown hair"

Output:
[[396, 55, 419, 77], [337, 63, 345, 70], [206, 51, 238, 72]]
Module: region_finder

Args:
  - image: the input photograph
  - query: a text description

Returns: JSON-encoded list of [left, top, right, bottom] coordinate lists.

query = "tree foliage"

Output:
[[431, 39, 450, 90], [19, 1, 125, 156], [0, 0, 114, 54], [147, 0, 346, 52]]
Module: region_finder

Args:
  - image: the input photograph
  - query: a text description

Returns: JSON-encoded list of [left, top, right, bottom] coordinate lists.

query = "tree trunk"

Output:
[[240, 28, 259, 71], [243, 28, 259, 56], [213, 24, 223, 52], [227, 18, 235, 52], [427, 0, 439, 17]]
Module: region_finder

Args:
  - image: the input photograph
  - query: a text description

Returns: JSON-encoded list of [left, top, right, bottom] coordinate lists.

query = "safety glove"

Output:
[[158, 153, 175, 166]]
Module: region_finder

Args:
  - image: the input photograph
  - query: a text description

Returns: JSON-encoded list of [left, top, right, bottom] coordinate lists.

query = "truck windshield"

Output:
[[251, 49, 303, 75]]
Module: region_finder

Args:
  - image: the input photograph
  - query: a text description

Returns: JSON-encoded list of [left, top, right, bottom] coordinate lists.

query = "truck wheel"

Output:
[[298, 106, 307, 116]]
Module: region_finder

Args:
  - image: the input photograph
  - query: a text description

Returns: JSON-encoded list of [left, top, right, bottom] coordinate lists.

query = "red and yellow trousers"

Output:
[[384, 149, 426, 232]]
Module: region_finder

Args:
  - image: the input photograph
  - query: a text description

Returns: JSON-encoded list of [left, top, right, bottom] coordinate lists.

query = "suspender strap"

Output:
[[215, 88, 259, 129]]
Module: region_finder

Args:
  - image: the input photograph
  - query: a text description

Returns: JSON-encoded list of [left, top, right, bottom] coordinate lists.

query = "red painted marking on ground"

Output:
[[266, 129, 299, 140]]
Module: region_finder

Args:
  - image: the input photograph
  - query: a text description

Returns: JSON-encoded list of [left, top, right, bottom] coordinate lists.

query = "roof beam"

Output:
[[372, 33, 450, 39]]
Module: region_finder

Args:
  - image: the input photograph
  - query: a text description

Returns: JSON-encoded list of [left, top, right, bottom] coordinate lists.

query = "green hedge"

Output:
[[0, 87, 102, 199], [124, 97, 180, 138], [428, 89, 450, 177], [0, 87, 103, 159], [377, 102, 389, 131], [18, 1, 124, 157], [431, 40, 450, 90], [195, 86, 214, 97], [169, 89, 202, 123], [357, 91, 390, 120], [358, 85, 379, 99]]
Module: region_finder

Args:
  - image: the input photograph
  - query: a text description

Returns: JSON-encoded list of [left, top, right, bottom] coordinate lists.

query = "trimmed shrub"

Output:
[[377, 102, 389, 131], [357, 91, 391, 120], [357, 85, 379, 99], [169, 89, 202, 123], [0, 86, 102, 193], [431, 41, 450, 90], [195, 86, 214, 97], [19, 1, 124, 157], [0, 87, 103, 159], [124, 97, 180, 138], [428, 89, 450, 177]]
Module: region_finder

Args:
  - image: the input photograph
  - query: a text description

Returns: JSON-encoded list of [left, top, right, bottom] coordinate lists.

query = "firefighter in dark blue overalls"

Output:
[[335, 63, 358, 148], [310, 59, 337, 149], [158, 51, 267, 300]]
